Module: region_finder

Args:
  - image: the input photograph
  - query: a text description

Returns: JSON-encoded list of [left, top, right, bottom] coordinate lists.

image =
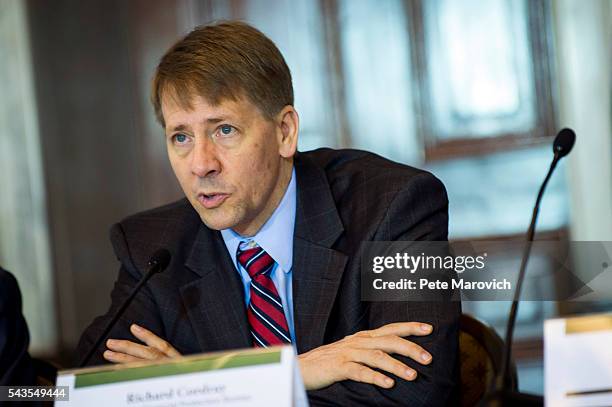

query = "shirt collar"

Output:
[[221, 168, 296, 273]]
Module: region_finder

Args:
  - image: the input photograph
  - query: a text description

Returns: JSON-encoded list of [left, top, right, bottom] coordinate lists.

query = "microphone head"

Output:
[[147, 248, 171, 272], [553, 128, 576, 158]]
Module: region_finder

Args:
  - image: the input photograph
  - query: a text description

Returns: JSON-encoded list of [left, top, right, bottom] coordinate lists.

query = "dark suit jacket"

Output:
[[0, 267, 37, 386], [77, 148, 461, 406]]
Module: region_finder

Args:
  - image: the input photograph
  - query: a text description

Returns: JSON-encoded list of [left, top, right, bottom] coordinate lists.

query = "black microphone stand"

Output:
[[79, 249, 171, 367], [482, 129, 576, 406]]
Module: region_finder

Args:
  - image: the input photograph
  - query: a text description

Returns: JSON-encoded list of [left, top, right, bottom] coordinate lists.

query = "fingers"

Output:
[[344, 362, 395, 389], [106, 338, 163, 360], [352, 349, 417, 382], [299, 321, 436, 391], [357, 335, 432, 365], [130, 324, 181, 357], [104, 324, 181, 365], [103, 349, 140, 364], [368, 322, 433, 338]]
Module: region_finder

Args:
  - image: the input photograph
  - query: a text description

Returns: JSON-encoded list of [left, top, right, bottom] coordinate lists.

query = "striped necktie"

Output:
[[237, 242, 292, 347]]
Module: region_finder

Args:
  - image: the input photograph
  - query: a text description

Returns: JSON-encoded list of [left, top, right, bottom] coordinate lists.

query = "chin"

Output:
[[197, 212, 237, 231]]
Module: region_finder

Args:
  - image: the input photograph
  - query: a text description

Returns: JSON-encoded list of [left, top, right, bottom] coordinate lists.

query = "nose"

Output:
[[190, 137, 221, 178]]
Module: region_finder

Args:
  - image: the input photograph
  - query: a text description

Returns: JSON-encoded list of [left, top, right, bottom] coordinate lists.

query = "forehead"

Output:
[[161, 93, 264, 130]]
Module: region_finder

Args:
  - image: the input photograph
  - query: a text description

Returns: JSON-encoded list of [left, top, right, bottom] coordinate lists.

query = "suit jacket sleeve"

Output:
[[75, 223, 165, 367], [308, 172, 461, 406]]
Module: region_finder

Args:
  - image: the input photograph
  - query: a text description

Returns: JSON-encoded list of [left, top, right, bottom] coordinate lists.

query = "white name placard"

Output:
[[545, 313, 612, 406], [56, 346, 308, 406]]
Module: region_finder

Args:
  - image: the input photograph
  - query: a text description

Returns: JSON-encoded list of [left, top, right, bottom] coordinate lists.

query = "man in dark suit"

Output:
[[77, 21, 460, 406]]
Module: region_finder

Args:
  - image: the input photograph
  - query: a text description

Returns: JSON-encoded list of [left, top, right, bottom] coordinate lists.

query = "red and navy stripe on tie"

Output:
[[237, 245, 291, 347]]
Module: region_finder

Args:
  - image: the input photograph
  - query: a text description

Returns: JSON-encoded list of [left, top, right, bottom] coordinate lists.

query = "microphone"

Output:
[[79, 249, 171, 367], [553, 128, 576, 158], [485, 128, 576, 406]]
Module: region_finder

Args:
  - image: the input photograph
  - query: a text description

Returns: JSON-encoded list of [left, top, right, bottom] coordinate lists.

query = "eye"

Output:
[[171, 133, 190, 145], [217, 124, 236, 137]]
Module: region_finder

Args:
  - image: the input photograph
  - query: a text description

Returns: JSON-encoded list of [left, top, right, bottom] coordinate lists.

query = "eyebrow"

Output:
[[170, 124, 188, 132], [169, 117, 230, 132]]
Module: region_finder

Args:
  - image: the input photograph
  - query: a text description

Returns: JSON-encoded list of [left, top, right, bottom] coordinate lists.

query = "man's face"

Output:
[[162, 94, 297, 236]]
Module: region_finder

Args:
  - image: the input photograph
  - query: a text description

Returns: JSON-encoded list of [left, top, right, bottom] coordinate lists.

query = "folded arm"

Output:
[[306, 172, 461, 406]]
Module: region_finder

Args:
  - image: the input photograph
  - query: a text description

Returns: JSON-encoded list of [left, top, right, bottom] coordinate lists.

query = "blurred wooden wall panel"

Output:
[[26, 0, 186, 353], [0, 0, 56, 355]]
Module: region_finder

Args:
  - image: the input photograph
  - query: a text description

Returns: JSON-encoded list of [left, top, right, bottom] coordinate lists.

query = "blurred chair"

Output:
[[459, 313, 518, 406]]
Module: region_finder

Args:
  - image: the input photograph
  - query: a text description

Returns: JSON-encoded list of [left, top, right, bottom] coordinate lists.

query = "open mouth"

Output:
[[197, 193, 229, 209]]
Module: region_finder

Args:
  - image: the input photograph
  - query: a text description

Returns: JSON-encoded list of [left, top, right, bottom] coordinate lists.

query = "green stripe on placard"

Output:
[[74, 350, 281, 388]]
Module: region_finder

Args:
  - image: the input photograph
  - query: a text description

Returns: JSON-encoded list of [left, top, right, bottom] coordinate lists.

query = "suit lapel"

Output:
[[179, 224, 252, 351], [292, 153, 348, 353], [175, 153, 348, 354]]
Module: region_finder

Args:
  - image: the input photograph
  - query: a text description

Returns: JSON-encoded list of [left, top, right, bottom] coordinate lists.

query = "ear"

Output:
[[275, 106, 299, 158]]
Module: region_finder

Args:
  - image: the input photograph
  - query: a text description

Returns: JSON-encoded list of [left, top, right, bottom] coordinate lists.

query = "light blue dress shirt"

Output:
[[220, 168, 297, 344]]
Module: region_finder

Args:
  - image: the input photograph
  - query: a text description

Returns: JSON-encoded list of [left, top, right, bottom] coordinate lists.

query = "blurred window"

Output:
[[410, 0, 556, 160], [424, 0, 535, 138]]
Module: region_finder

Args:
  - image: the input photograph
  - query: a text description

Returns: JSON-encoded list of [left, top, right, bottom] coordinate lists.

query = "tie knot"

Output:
[[236, 244, 275, 279]]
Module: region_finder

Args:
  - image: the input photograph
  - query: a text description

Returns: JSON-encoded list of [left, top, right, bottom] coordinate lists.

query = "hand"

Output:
[[298, 322, 433, 391], [104, 324, 181, 363]]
